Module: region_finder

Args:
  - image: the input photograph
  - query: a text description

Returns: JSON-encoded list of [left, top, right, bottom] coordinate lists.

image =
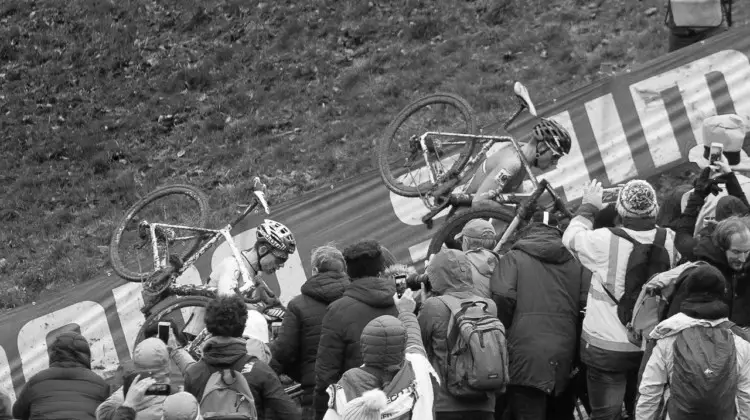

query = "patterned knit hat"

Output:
[[615, 179, 659, 219], [342, 389, 388, 420]]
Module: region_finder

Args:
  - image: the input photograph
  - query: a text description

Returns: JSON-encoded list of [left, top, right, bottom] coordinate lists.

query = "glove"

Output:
[[693, 167, 723, 196]]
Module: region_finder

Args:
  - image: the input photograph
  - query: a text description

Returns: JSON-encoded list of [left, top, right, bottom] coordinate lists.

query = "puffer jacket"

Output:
[[323, 312, 439, 420], [0, 390, 11, 420], [270, 271, 350, 404], [491, 224, 591, 396], [13, 332, 110, 420], [418, 249, 497, 413], [636, 313, 750, 420], [313, 276, 398, 419], [183, 336, 300, 420], [562, 204, 681, 372]]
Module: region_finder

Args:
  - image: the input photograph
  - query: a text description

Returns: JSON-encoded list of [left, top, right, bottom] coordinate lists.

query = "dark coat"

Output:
[[491, 225, 591, 396], [269, 271, 349, 404], [313, 276, 398, 419], [183, 337, 300, 420], [12, 332, 110, 420]]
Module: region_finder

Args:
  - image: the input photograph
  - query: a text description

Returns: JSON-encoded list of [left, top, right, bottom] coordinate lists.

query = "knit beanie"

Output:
[[615, 179, 659, 219], [360, 315, 407, 370], [342, 389, 388, 420], [343, 240, 387, 279], [48, 331, 92, 368], [680, 264, 730, 320]]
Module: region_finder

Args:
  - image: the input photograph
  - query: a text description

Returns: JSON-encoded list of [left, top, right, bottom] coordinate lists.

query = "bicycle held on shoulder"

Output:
[[377, 81, 573, 257], [108, 178, 285, 350]]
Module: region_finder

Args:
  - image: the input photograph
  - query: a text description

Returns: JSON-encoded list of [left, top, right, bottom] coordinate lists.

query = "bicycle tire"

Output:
[[427, 206, 515, 258], [378, 93, 478, 198], [109, 184, 210, 281], [135, 295, 213, 346]]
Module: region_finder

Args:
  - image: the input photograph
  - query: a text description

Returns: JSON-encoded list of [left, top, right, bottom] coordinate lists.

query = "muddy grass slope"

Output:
[[1, 0, 747, 309]]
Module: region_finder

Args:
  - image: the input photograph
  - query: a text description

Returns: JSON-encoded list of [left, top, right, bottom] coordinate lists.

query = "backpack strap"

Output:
[[437, 295, 484, 350]]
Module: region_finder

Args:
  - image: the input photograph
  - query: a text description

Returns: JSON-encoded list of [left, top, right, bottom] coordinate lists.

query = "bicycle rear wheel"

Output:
[[110, 184, 209, 281], [378, 93, 477, 198], [427, 205, 516, 258]]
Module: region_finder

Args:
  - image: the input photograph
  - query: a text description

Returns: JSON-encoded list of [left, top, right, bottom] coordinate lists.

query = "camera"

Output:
[[601, 186, 622, 204], [405, 273, 431, 294]]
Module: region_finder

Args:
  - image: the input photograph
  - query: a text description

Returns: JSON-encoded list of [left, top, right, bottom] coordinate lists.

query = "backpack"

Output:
[[665, 0, 729, 30], [667, 324, 739, 419], [438, 295, 509, 400], [602, 228, 671, 331], [199, 362, 258, 420]]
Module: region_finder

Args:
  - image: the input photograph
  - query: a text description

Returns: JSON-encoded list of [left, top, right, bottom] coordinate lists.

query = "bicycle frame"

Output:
[[143, 190, 272, 293]]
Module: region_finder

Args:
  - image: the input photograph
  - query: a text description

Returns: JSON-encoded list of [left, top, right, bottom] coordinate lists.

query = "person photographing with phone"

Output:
[[679, 114, 750, 237], [96, 338, 175, 420]]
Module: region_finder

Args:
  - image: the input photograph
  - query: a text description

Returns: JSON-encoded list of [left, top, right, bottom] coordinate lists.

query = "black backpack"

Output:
[[602, 228, 672, 327]]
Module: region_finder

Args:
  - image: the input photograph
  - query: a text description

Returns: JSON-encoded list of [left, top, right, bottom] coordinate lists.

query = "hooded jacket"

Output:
[[464, 248, 497, 299], [183, 336, 300, 420], [491, 224, 591, 395], [12, 332, 110, 420], [270, 271, 350, 404], [417, 249, 497, 413], [313, 276, 398, 419], [562, 204, 681, 372], [323, 312, 439, 420]]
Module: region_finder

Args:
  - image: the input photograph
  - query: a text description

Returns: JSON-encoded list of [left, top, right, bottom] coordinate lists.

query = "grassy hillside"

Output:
[[1, 0, 747, 310]]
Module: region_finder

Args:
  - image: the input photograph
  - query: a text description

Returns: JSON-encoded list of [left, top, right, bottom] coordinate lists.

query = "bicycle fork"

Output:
[[492, 179, 571, 252]]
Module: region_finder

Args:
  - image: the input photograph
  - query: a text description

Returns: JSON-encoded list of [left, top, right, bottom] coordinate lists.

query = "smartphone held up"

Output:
[[709, 142, 724, 165]]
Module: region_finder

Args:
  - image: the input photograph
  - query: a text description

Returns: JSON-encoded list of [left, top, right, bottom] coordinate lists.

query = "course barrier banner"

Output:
[[2, 26, 750, 405]]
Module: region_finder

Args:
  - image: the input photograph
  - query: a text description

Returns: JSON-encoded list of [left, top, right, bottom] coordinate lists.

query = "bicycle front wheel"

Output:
[[427, 206, 515, 258], [110, 184, 210, 281], [377, 93, 477, 198]]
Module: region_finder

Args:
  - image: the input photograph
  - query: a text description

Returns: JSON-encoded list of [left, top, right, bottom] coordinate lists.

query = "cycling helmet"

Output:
[[532, 118, 572, 156], [256, 219, 296, 254]]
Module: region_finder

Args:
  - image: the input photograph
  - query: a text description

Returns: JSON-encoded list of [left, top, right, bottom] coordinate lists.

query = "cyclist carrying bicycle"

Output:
[[449, 118, 573, 206], [208, 218, 297, 300]]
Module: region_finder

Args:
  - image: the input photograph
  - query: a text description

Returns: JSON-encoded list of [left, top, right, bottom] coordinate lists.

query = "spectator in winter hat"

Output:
[[562, 179, 681, 420], [324, 289, 438, 420], [681, 114, 750, 236], [12, 331, 110, 420], [637, 264, 750, 419], [96, 337, 174, 420], [314, 240, 399, 420]]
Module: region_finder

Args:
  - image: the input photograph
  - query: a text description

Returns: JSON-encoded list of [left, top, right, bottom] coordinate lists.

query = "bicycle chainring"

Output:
[[142, 266, 176, 297]]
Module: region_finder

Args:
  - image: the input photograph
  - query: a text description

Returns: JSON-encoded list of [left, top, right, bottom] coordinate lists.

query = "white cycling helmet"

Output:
[[256, 219, 296, 254]]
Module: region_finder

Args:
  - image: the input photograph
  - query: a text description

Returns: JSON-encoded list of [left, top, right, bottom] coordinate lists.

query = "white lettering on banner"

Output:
[[210, 228, 307, 306], [17, 301, 119, 384], [408, 240, 430, 262], [0, 346, 14, 406], [586, 94, 638, 184], [112, 282, 147, 357], [631, 50, 750, 164], [531, 112, 591, 202]]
